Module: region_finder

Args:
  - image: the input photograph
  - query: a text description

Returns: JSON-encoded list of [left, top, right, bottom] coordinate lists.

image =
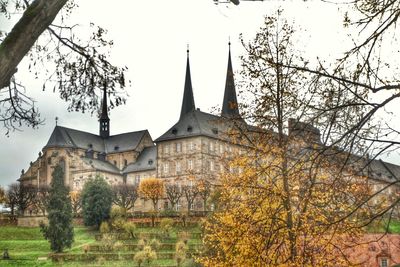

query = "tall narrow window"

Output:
[[209, 142, 214, 152], [176, 142, 182, 153], [164, 162, 169, 174], [135, 175, 140, 185], [210, 161, 214, 172], [164, 144, 170, 155], [176, 161, 181, 173], [188, 160, 193, 170]]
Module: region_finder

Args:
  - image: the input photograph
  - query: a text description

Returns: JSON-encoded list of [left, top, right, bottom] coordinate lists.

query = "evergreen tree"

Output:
[[81, 176, 113, 229], [40, 164, 74, 253]]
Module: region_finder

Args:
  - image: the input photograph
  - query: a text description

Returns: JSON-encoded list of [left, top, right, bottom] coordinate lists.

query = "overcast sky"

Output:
[[2, 0, 398, 188]]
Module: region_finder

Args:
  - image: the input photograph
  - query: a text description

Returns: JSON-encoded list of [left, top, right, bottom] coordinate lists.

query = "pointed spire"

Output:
[[180, 47, 196, 119], [99, 82, 110, 138], [221, 42, 240, 118]]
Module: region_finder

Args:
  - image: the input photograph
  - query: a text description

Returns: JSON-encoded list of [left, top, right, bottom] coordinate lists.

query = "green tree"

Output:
[[81, 176, 112, 229], [40, 164, 74, 253]]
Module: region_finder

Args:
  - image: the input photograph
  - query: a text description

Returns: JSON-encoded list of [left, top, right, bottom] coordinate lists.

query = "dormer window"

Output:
[[187, 126, 193, 132], [88, 144, 93, 148], [148, 159, 154, 165], [212, 128, 218, 134], [114, 146, 119, 151], [172, 128, 178, 135]]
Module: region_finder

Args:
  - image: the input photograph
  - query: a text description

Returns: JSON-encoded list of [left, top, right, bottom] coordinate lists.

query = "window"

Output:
[[176, 142, 182, 153], [135, 175, 140, 185], [164, 162, 169, 174], [164, 144, 170, 155], [124, 159, 128, 166], [380, 258, 388, 267], [209, 142, 214, 152], [188, 142, 194, 151], [113, 160, 117, 166], [219, 144, 224, 154], [210, 161, 214, 172], [188, 160, 193, 170], [176, 161, 181, 173]]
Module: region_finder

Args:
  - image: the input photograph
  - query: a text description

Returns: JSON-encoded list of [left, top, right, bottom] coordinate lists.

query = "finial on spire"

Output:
[[187, 44, 190, 56], [55, 117, 58, 126]]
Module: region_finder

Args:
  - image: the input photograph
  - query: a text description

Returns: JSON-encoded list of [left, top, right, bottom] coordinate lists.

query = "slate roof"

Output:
[[155, 109, 231, 142], [123, 146, 157, 173], [81, 157, 121, 174], [44, 126, 150, 153]]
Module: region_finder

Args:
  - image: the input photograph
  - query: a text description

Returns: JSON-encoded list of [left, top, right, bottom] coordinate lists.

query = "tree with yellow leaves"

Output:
[[199, 10, 378, 266], [69, 191, 81, 217], [139, 178, 164, 211]]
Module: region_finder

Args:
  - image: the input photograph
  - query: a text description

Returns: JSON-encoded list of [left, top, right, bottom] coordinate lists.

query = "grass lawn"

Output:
[[0, 226, 96, 266], [0, 225, 201, 266]]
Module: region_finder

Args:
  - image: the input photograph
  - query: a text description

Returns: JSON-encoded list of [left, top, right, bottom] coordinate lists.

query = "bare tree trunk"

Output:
[[0, 0, 67, 88]]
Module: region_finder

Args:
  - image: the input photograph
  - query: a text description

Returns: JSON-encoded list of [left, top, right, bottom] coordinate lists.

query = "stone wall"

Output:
[[17, 216, 48, 227]]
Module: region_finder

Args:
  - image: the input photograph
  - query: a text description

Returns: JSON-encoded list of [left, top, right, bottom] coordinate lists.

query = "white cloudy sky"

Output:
[[1, 0, 398, 188]]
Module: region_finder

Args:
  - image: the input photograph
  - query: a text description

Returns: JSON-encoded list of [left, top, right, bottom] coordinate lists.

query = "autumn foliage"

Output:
[[138, 178, 164, 211]]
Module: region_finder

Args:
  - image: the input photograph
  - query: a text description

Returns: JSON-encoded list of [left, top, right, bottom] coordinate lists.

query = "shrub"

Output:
[[160, 218, 174, 238], [149, 238, 161, 251], [110, 206, 127, 220], [175, 240, 188, 267], [101, 233, 115, 252], [81, 176, 113, 229], [134, 250, 146, 267], [123, 221, 136, 239], [137, 239, 146, 250], [99, 221, 110, 234], [112, 217, 126, 232], [178, 231, 191, 245], [134, 246, 157, 267]]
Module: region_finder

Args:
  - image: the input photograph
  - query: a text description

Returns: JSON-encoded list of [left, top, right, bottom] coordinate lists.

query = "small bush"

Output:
[[110, 206, 127, 220], [134, 250, 146, 267], [178, 231, 191, 244], [160, 218, 174, 238], [101, 233, 115, 252], [175, 240, 188, 267], [99, 221, 110, 234], [112, 217, 126, 232], [137, 239, 146, 250], [123, 221, 136, 239], [149, 238, 161, 251]]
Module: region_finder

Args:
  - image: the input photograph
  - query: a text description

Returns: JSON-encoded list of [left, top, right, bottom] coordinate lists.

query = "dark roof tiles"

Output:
[[123, 146, 157, 173]]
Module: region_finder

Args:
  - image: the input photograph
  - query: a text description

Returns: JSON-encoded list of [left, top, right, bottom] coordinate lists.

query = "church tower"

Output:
[[180, 48, 196, 120], [221, 42, 240, 118], [99, 85, 110, 138]]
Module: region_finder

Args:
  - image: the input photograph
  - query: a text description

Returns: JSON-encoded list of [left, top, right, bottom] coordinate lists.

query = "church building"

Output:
[[19, 45, 244, 211]]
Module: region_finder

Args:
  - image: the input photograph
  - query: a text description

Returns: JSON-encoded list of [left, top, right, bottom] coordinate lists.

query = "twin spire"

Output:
[[179, 43, 240, 120], [100, 44, 240, 138]]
